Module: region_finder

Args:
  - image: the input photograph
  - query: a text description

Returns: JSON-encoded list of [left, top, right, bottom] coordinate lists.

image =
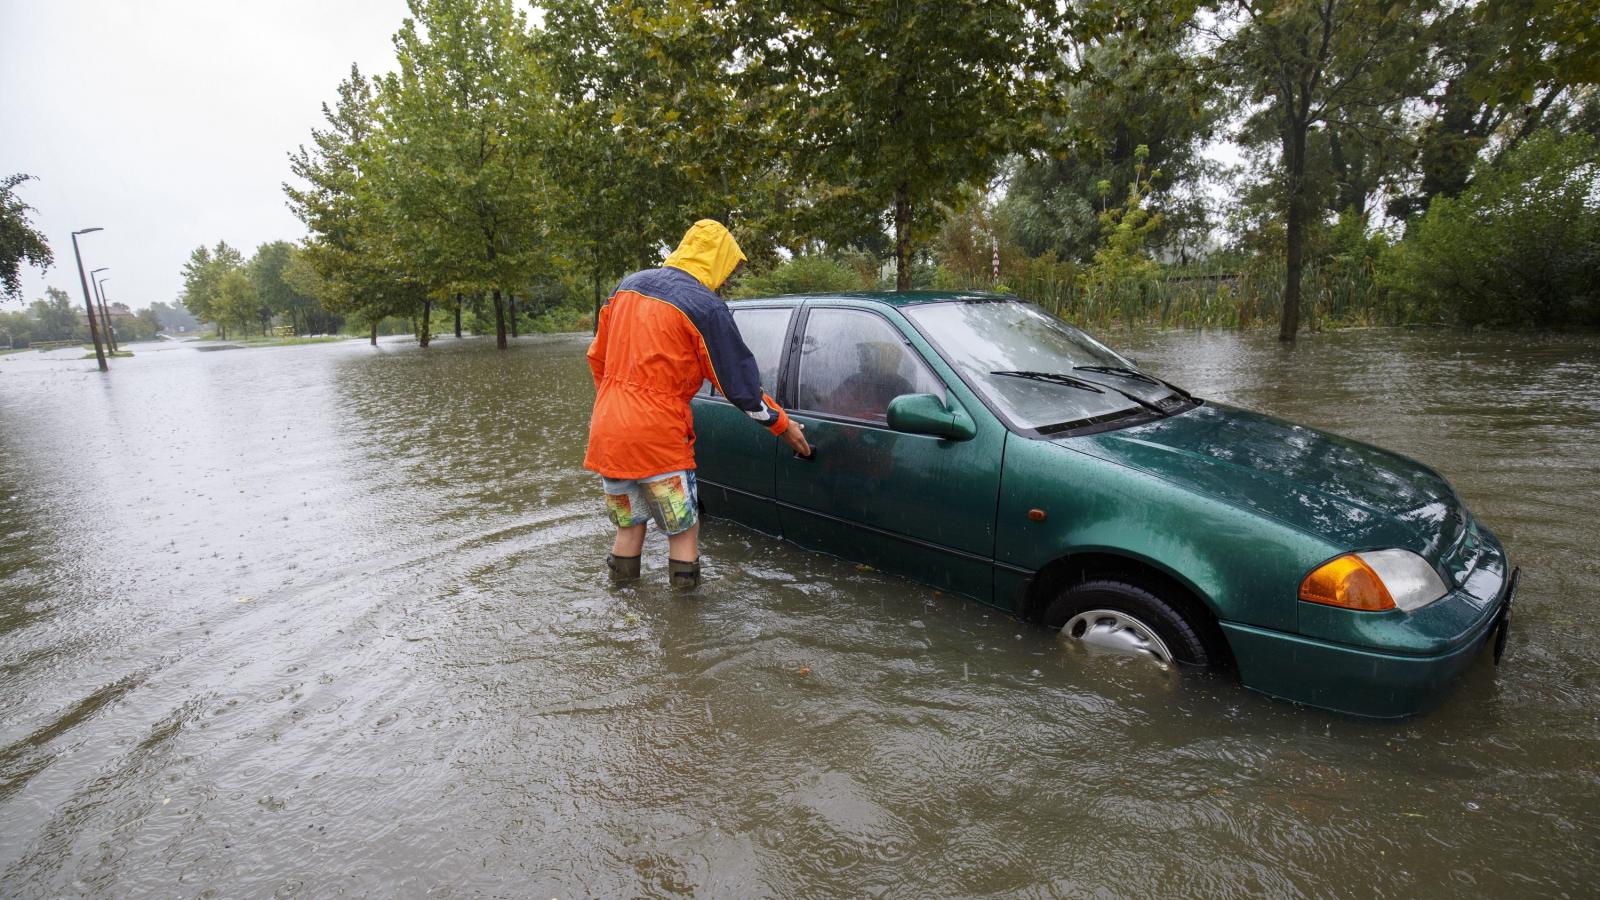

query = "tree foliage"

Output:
[[374, 0, 550, 348], [249, 241, 325, 335], [1, 173, 54, 302], [1001, 26, 1222, 264], [180, 241, 246, 338], [256, 0, 1598, 338], [0, 287, 84, 347], [285, 64, 409, 342], [748, 0, 1075, 290], [1380, 130, 1600, 328]]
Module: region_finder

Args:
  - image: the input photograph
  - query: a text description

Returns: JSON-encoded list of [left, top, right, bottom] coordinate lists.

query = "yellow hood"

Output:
[[663, 219, 747, 292]]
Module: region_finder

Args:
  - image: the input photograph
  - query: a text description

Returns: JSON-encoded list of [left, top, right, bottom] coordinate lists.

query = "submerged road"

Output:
[[1, 329, 1597, 896]]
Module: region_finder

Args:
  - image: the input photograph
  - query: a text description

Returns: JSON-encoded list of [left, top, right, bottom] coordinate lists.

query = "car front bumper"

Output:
[[1219, 569, 1518, 719]]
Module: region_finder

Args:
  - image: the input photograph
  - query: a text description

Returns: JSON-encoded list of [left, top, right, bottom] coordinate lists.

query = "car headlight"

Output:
[[1299, 550, 1449, 612]]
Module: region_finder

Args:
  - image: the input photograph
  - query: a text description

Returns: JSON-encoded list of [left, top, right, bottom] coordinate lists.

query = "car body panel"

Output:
[[1222, 571, 1510, 719], [772, 300, 1005, 601], [994, 433, 1337, 632], [1069, 402, 1467, 561]]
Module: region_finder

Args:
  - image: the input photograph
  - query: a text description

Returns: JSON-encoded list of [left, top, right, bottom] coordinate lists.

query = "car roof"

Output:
[[728, 290, 1014, 308]]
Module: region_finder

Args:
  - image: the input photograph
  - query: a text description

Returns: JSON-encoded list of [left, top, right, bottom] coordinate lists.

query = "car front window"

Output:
[[796, 308, 945, 424], [905, 300, 1159, 430]]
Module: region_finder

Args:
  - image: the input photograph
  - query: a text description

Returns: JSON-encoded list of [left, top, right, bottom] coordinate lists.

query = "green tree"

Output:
[[1380, 129, 1600, 328], [180, 241, 245, 338], [215, 268, 260, 336], [249, 240, 323, 336], [1000, 26, 1222, 264], [730, 255, 873, 299], [29, 286, 80, 340], [133, 307, 163, 340], [1387, 2, 1595, 221], [750, 0, 1073, 291], [1199, 0, 1430, 341], [539, 0, 749, 325], [374, 0, 550, 350], [1081, 146, 1165, 317], [286, 65, 410, 345], [147, 300, 198, 333], [1, 173, 54, 302]]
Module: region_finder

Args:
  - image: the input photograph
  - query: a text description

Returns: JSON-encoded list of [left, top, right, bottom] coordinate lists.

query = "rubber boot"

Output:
[[607, 552, 641, 583], [668, 558, 701, 590]]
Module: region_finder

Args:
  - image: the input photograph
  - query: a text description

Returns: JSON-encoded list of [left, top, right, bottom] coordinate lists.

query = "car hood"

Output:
[[1063, 402, 1466, 560]]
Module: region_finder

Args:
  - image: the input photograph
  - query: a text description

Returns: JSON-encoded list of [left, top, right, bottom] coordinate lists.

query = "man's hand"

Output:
[[779, 420, 811, 457]]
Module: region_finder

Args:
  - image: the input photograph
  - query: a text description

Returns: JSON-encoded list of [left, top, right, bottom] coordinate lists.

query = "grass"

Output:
[[175, 334, 353, 347], [972, 256, 1415, 333], [227, 335, 351, 347]]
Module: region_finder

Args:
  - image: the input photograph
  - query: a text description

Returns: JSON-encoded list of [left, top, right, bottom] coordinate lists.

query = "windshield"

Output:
[[906, 300, 1171, 430]]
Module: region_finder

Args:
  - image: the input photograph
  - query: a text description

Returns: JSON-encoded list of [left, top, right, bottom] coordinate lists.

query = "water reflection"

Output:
[[0, 330, 1596, 896]]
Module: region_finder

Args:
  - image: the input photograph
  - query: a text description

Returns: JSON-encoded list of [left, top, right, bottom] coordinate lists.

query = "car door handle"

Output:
[[793, 448, 816, 462]]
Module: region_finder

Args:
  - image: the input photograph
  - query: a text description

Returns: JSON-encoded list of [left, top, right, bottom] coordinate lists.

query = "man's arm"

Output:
[[586, 302, 611, 388], [692, 305, 809, 455]]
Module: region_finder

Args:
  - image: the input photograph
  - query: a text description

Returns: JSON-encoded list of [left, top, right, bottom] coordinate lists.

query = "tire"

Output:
[[1041, 578, 1220, 669]]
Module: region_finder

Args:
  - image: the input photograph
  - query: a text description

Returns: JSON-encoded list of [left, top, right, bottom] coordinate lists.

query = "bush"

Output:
[[731, 254, 875, 299], [1379, 130, 1600, 328]]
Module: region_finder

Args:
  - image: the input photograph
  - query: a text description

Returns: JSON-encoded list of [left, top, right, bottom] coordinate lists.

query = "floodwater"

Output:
[[1, 328, 1596, 898]]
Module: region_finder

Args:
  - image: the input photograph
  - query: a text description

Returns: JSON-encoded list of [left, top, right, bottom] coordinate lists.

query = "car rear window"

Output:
[[698, 306, 791, 398]]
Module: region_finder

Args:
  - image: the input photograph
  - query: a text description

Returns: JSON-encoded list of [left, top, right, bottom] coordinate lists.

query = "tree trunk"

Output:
[[509, 294, 519, 339], [1279, 119, 1309, 343], [592, 254, 602, 335], [493, 289, 507, 350], [894, 183, 913, 292], [454, 293, 462, 338], [369, 320, 378, 346], [420, 298, 432, 348]]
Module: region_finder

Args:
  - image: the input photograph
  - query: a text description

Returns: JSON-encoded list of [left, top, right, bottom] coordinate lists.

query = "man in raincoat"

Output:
[[585, 219, 810, 588]]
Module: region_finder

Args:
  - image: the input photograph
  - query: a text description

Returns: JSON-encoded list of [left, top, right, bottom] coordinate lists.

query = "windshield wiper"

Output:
[[1072, 365, 1193, 401], [993, 369, 1167, 416], [990, 370, 1104, 393]]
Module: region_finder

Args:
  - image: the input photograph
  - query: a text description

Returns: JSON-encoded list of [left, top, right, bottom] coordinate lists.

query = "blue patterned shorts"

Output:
[[601, 470, 699, 536]]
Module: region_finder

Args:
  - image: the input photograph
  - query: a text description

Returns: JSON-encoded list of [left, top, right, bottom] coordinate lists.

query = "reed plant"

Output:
[[970, 252, 1410, 332]]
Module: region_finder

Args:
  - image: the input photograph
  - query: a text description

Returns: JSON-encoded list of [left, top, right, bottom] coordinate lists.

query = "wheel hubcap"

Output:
[[1061, 609, 1173, 668]]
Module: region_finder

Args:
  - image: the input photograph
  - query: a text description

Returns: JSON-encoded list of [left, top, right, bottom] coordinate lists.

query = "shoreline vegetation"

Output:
[[6, 2, 1594, 354]]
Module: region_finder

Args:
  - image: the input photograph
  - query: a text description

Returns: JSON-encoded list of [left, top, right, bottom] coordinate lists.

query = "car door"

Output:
[[774, 303, 1004, 601], [690, 304, 795, 535]]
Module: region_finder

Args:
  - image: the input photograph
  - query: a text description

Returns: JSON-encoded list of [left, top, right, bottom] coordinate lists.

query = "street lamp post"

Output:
[[91, 266, 117, 353], [71, 227, 108, 371], [95, 275, 119, 352]]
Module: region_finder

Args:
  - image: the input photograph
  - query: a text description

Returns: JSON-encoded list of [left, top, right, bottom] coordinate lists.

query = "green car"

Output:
[[690, 293, 1517, 718]]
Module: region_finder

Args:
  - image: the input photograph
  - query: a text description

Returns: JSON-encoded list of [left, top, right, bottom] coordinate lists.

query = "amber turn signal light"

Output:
[[1299, 554, 1396, 611]]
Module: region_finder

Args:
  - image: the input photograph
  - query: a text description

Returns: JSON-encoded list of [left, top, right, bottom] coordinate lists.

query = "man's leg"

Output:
[[666, 521, 699, 563], [644, 471, 701, 589], [612, 523, 647, 557], [667, 522, 700, 588], [602, 477, 646, 582]]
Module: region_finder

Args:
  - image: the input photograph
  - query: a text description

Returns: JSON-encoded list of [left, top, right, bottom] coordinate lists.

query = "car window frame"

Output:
[[785, 302, 949, 430]]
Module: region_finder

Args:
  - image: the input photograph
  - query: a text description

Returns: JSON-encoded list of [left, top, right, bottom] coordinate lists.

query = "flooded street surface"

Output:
[[2, 329, 1597, 897]]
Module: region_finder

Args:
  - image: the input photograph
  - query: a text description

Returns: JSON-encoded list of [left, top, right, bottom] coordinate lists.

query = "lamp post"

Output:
[[91, 267, 117, 353], [71, 227, 108, 371], [96, 275, 119, 352]]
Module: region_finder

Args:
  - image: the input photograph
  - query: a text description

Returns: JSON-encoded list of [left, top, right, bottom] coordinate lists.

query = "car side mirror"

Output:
[[886, 393, 977, 441]]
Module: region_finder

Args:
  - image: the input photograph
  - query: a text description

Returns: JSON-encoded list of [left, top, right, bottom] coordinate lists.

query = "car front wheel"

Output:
[[1042, 579, 1219, 670]]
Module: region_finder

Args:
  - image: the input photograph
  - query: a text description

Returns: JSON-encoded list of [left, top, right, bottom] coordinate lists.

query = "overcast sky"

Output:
[[1, 0, 410, 312]]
